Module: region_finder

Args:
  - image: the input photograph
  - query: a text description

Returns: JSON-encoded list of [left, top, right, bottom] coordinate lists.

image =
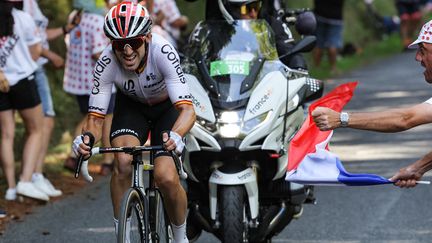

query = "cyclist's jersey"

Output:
[[88, 33, 192, 118]]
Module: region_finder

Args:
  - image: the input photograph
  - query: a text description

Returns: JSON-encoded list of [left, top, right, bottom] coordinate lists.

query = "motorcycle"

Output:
[[181, 19, 323, 243]]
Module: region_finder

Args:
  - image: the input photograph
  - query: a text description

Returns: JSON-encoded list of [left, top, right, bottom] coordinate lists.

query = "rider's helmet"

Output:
[[295, 11, 317, 36], [103, 1, 152, 40], [218, 0, 262, 21]]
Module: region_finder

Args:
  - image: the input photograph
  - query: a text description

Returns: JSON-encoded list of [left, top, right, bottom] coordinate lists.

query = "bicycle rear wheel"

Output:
[[118, 188, 149, 243], [149, 189, 172, 243]]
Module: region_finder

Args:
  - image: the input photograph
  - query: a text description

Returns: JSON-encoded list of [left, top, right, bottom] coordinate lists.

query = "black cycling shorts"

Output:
[[0, 74, 41, 111], [110, 92, 179, 158]]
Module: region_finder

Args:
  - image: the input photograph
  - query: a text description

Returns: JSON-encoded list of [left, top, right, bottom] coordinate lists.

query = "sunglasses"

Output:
[[239, 1, 262, 15], [112, 36, 145, 52]]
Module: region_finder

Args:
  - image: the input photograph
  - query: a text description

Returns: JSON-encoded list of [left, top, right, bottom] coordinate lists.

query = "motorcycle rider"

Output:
[[186, 0, 315, 70]]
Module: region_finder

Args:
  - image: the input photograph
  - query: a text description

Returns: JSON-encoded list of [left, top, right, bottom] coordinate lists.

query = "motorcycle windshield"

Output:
[[188, 20, 279, 109]]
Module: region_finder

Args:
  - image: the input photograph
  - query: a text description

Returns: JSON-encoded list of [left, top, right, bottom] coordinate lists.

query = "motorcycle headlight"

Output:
[[197, 110, 272, 138], [217, 110, 272, 137], [219, 123, 241, 138]]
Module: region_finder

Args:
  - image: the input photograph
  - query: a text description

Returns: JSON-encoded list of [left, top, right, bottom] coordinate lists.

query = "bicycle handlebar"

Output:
[[76, 145, 188, 182]]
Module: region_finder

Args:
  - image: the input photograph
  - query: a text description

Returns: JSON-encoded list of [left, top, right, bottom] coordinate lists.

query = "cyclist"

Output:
[[73, 2, 195, 242]]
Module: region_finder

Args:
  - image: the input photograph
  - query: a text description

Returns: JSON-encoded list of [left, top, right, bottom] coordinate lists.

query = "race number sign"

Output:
[[210, 60, 250, 76]]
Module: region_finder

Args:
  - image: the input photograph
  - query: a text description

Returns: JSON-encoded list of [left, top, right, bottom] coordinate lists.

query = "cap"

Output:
[[408, 20, 432, 49]]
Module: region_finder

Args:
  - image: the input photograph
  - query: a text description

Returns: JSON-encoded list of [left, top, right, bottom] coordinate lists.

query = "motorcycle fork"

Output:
[[208, 165, 259, 228]]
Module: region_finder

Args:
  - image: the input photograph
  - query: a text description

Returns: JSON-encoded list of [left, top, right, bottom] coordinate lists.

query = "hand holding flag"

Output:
[[285, 82, 430, 186]]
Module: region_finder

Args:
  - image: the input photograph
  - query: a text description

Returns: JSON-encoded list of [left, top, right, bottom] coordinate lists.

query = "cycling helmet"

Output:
[[218, 0, 261, 21], [104, 2, 152, 40]]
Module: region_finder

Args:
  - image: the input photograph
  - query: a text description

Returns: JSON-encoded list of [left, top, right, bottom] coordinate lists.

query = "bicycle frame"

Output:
[[76, 145, 186, 243]]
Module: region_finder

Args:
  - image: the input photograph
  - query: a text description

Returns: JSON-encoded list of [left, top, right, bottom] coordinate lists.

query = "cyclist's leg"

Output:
[[110, 92, 150, 219], [101, 94, 116, 175], [153, 155, 187, 222], [152, 103, 188, 242], [110, 134, 141, 218]]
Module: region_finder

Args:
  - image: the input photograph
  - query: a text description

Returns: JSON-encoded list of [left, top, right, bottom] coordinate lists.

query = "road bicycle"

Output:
[[75, 133, 187, 243]]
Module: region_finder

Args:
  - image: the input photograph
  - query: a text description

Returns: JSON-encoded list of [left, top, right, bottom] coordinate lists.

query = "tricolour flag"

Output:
[[285, 82, 392, 186]]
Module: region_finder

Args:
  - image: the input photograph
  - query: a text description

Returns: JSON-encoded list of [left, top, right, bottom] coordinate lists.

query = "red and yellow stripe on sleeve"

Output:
[[88, 112, 106, 119], [174, 100, 193, 107]]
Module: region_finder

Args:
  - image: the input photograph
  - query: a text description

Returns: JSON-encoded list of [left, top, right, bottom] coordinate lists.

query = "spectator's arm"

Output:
[[28, 42, 42, 61], [312, 102, 432, 132], [41, 48, 64, 68], [92, 52, 102, 61], [170, 16, 189, 29]]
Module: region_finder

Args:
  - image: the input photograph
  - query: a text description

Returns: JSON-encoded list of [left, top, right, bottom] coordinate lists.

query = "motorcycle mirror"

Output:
[[279, 35, 316, 60]]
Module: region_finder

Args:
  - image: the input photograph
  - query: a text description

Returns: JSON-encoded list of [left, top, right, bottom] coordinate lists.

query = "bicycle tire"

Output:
[[149, 189, 172, 243], [118, 188, 149, 243]]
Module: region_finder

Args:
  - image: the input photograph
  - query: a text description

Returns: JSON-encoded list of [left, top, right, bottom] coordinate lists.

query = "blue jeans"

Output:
[[35, 66, 55, 117]]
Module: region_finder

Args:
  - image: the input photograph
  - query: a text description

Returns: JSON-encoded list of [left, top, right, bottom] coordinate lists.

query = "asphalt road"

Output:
[[2, 50, 432, 243]]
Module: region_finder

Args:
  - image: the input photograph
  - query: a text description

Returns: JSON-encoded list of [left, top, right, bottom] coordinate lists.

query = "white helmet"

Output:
[[104, 2, 152, 40]]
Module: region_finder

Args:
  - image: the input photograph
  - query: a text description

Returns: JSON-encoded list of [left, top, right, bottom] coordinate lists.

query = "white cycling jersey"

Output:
[[88, 33, 192, 117]]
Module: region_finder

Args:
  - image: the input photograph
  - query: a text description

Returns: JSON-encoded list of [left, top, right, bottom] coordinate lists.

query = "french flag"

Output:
[[285, 82, 392, 186]]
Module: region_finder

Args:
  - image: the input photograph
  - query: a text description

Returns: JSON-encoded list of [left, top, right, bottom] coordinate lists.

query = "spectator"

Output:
[[153, 0, 189, 48], [395, 0, 422, 50], [0, 0, 48, 201], [311, 19, 432, 188], [62, 0, 116, 176], [312, 0, 345, 75], [21, 0, 80, 199]]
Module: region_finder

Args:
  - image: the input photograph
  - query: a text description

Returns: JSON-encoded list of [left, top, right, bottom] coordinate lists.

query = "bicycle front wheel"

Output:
[[149, 189, 172, 243], [118, 188, 149, 243]]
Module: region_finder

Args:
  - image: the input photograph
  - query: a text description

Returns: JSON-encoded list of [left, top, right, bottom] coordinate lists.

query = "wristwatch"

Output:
[[340, 112, 349, 127]]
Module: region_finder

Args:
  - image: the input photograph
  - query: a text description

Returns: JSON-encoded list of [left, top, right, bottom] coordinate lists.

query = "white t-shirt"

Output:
[[23, 0, 49, 66], [63, 12, 109, 95], [0, 9, 40, 85], [88, 33, 192, 115], [154, 0, 181, 40]]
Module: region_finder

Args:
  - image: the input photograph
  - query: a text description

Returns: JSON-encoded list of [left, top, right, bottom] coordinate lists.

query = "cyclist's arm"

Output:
[[172, 103, 196, 137], [84, 49, 117, 145], [82, 114, 104, 144], [157, 39, 195, 137]]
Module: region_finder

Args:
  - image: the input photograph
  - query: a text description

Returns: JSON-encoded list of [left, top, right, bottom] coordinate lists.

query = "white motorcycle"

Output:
[[181, 19, 322, 243]]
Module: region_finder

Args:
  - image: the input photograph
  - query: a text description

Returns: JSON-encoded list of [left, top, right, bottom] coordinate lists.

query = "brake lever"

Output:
[[75, 132, 95, 179]]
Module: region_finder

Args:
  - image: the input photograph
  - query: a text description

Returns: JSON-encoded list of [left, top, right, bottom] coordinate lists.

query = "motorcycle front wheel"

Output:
[[219, 185, 247, 243]]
